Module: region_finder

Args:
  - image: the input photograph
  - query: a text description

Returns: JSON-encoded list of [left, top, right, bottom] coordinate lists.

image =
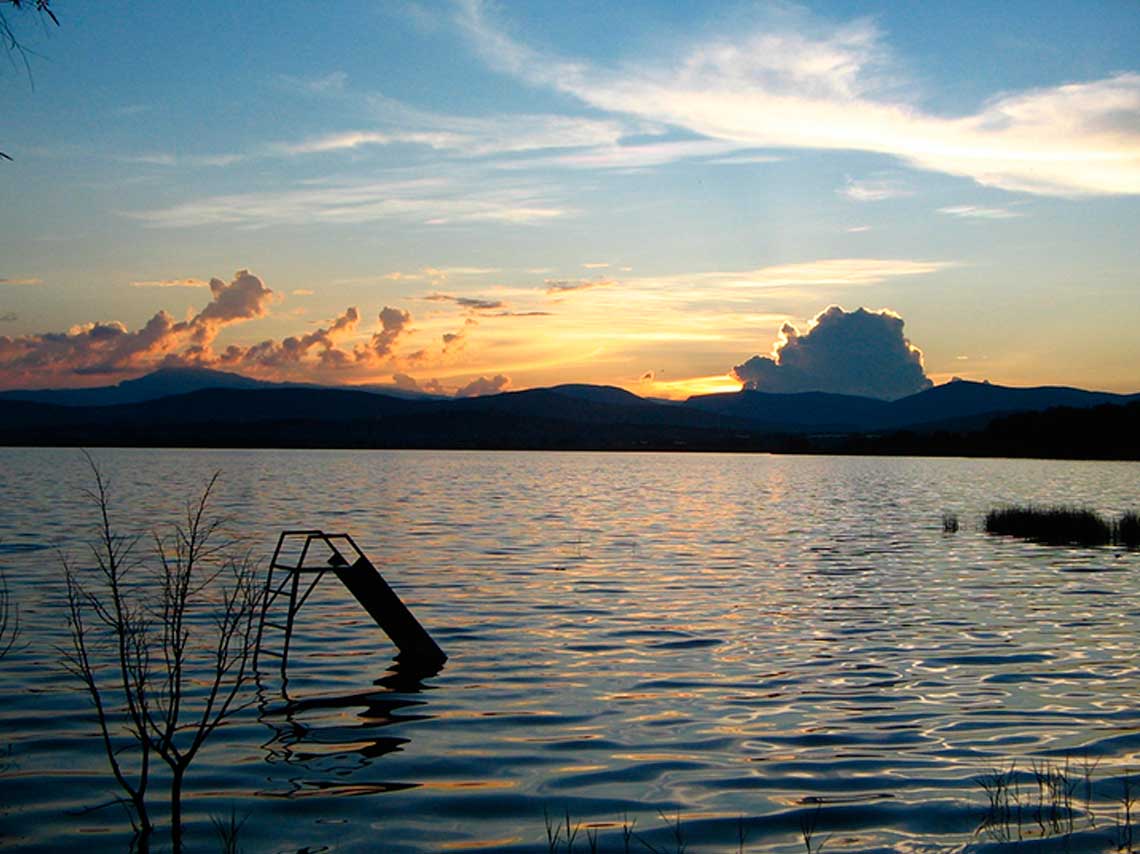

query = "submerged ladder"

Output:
[[255, 530, 446, 675]]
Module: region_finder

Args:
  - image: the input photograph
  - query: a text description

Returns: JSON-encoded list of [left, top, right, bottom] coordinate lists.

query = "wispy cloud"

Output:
[[545, 277, 615, 295], [0, 277, 43, 286], [646, 258, 952, 291], [840, 177, 912, 202], [937, 205, 1023, 220], [120, 152, 247, 168], [277, 104, 630, 160], [422, 266, 500, 276], [129, 278, 209, 288], [457, 1, 1140, 197], [129, 177, 569, 229], [425, 293, 506, 311]]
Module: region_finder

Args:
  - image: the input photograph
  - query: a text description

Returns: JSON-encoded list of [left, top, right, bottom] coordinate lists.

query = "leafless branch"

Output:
[[61, 455, 264, 852]]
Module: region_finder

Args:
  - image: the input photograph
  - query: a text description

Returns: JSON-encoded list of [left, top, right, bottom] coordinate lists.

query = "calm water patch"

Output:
[[0, 448, 1138, 852]]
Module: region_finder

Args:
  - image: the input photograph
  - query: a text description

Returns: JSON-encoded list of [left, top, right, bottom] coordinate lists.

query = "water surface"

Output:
[[0, 449, 1138, 852]]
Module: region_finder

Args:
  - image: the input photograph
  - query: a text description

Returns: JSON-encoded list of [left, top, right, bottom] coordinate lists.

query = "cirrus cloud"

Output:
[[458, 2, 1140, 197]]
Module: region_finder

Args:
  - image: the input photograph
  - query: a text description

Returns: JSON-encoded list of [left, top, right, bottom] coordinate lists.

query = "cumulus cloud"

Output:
[[390, 373, 447, 395], [0, 270, 275, 383], [0, 270, 416, 387], [732, 305, 931, 400], [457, 374, 510, 397], [371, 306, 412, 358], [392, 372, 420, 391], [201, 307, 361, 372]]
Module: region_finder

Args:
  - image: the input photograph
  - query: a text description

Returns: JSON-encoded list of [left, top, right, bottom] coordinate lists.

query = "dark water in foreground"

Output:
[[0, 448, 1138, 852]]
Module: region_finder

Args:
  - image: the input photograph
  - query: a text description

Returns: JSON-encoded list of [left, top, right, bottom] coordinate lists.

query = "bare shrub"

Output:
[[61, 456, 263, 851]]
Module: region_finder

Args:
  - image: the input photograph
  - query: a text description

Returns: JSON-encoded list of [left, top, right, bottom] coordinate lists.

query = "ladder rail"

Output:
[[254, 529, 446, 678]]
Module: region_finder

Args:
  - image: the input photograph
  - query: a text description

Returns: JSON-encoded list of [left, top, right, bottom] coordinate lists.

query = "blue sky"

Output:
[[1, 1, 1138, 397]]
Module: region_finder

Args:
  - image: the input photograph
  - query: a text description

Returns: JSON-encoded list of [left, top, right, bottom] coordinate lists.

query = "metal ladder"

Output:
[[255, 530, 446, 676]]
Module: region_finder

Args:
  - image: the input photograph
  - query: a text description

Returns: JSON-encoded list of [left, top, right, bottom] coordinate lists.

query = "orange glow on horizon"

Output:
[[646, 374, 744, 400]]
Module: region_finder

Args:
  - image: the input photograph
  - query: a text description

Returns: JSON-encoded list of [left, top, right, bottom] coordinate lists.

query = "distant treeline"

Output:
[[832, 401, 1140, 460]]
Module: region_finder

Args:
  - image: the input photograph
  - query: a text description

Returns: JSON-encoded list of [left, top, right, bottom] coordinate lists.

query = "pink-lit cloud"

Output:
[[0, 271, 415, 388]]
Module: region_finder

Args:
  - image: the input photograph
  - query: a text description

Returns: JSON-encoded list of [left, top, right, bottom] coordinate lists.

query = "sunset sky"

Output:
[[2, 1, 1138, 398]]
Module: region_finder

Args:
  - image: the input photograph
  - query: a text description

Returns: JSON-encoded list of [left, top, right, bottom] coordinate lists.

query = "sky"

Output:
[[1, 1, 1138, 399]]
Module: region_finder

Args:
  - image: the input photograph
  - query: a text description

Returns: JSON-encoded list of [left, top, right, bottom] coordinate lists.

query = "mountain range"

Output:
[[1, 367, 1138, 457]]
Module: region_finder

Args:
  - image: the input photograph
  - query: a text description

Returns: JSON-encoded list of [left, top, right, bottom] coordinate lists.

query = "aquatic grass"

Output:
[[972, 757, 1140, 850], [941, 512, 959, 534], [542, 811, 687, 854], [983, 505, 1135, 547], [1118, 511, 1140, 549], [210, 808, 249, 854], [985, 505, 1112, 546]]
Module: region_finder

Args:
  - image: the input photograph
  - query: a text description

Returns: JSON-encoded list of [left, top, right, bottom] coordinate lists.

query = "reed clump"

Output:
[[985, 505, 1140, 548], [1119, 511, 1140, 549]]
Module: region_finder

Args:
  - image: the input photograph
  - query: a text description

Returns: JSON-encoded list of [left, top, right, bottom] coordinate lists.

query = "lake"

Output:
[[0, 448, 1138, 852]]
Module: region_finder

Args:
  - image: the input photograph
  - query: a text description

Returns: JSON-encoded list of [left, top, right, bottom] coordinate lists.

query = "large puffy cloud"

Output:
[[0, 270, 274, 382], [732, 306, 931, 400], [0, 271, 415, 387]]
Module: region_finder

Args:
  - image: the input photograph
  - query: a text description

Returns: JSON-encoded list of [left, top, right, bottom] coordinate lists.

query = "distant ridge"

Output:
[[0, 367, 268, 406], [0, 366, 442, 406], [0, 370, 1137, 457], [684, 379, 1140, 432]]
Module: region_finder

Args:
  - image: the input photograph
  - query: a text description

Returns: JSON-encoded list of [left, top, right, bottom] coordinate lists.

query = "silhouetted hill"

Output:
[[684, 380, 1140, 433], [879, 380, 1138, 429], [0, 367, 272, 406], [544, 384, 652, 406], [1, 373, 1137, 457], [0, 386, 782, 451], [684, 389, 890, 431], [1, 387, 429, 429], [0, 366, 444, 406]]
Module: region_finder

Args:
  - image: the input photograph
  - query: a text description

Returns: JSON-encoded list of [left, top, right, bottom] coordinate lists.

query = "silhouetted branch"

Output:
[[62, 454, 264, 852], [2, 0, 59, 160]]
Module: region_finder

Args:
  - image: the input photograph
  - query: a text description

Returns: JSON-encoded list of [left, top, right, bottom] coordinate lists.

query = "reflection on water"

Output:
[[257, 660, 440, 797], [0, 448, 1138, 852]]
